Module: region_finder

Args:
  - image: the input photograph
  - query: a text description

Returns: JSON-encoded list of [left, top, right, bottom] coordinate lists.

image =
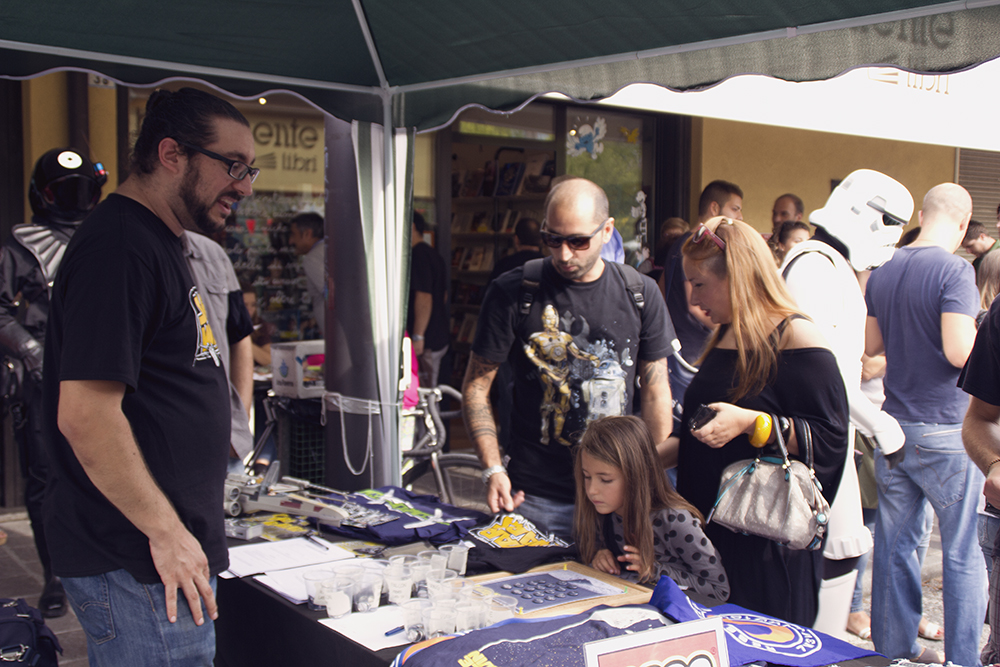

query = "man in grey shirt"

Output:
[[289, 212, 325, 337]]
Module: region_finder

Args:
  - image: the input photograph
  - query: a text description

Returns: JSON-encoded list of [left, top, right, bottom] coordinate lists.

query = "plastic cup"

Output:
[[410, 560, 433, 598], [388, 554, 420, 568], [424, 569, 458, 601], [384, 565, 414, 605], [401, 599, 432, 642], [322, 579, 353, 619], [454, 600, 484, 632], [417, 549, 448, 574], [423, 606, 457, 638], [303, 569, 331, 611], [354, 572, 383, 613], [488, 594, 519, 624], [439, 544, 470, 575]]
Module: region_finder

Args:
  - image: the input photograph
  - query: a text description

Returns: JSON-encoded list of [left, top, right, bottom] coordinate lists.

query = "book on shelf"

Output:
[[518, 153, 556, 194], [451, 169, 466, 198], [469, 211, 491, 233], [494, 161, 526, 197], [460, 168, 486, 197], [464, 246, 486, 271], [451, 210, 475, 232], [479, 249, 495, 272], [451, 246, 468, 268], [517, 152, 552, 195], [481, 160, 498, 198], [457, 313, 478, 343], [499, 209, 521, 233]]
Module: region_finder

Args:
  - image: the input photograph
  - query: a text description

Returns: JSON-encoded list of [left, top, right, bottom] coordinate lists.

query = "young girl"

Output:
[[574, 416, 729, 600]]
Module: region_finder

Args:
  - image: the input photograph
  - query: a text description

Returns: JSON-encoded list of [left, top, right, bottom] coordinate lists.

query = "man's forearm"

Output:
[[461, 353, 502, 467], [230, 336, 253, 414], [58, 380, 185, 541], [413, 291, 433, 337], [639, 357, 675, 466], [963, 397, 1000, 472]]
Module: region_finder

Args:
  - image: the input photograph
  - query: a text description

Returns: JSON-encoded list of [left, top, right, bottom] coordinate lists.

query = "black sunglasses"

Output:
[[540, 217, 610, 251], [174, 139, 259, 183], [691, 218, 734, 250]]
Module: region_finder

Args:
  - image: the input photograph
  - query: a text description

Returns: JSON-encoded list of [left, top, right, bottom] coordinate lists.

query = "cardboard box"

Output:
[[271, 340, 325, 398]]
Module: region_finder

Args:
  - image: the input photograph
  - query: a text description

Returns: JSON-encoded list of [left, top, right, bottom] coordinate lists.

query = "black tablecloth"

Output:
[[215, 575, 403, 667]]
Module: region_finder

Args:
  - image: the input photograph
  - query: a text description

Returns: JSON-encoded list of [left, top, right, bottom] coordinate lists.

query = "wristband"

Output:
[[481, 465, 507, 486], [987, 458, 1000, 475], [412, 334, 425, 341], [749, 413, 772, 448]]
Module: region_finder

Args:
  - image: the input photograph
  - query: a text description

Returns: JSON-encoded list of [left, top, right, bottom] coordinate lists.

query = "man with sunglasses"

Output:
[[0, 148, 107, 619], [42, 88, 255, 665], [463, 177, 674, 539]]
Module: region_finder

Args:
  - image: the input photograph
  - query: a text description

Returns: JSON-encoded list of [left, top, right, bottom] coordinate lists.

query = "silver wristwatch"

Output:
[[481, 465, 507, 486]]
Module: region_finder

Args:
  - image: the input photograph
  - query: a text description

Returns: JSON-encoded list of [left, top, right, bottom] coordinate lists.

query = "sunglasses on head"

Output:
[[692, 218, 735, 251], [540, 217, 610, 250]]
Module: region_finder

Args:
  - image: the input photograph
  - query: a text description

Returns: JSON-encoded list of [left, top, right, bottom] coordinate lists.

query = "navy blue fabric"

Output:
[[317, 486, 486, 546], [394, 576, 879, 667]]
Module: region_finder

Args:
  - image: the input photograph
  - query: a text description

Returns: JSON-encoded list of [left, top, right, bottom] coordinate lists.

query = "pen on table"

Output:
[[385, 626, 405, 636], [306, 534, 329, 550]]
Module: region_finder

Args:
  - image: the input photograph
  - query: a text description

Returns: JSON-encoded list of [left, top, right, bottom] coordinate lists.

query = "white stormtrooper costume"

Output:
[[779, 169, 914, 638]]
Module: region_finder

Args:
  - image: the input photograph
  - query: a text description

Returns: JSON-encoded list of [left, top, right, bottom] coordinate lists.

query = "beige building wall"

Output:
[[694, 117, 956, 233]]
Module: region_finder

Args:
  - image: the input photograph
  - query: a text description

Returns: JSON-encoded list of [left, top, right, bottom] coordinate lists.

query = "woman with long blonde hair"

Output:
[[977, 249, 1000, 324], [574, 416, 728, 599], [670, 216, 849, 626]]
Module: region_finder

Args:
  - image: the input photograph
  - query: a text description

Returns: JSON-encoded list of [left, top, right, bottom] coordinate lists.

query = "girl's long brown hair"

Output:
[[573, 416, 702, 582], [682, 217, 803, 401]]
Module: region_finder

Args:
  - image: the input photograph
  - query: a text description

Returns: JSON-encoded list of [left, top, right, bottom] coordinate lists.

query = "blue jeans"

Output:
[[870, 422, 987, 666], [979, 513, 1000, 665], [516, 494, 575, 540], [63, 569, 217, 666], [852, 505, 933, 613]]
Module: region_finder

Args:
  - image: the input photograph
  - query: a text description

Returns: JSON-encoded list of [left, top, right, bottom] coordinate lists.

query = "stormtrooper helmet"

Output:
[[28, 148, 107, 223], [809, 169, 913, 271]]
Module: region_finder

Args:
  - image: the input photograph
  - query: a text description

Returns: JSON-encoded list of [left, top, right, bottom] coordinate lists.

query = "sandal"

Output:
[[911, 646, 943, 664], [918, 618, 944, 641], [846, 611, 872, 641]]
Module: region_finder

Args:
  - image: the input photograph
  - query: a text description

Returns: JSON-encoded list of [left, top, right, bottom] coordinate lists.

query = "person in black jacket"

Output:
[[0, 148, 106, 617]]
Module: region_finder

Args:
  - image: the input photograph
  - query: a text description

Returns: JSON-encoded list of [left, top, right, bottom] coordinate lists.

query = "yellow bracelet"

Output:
[[749, 413, 772, 448]]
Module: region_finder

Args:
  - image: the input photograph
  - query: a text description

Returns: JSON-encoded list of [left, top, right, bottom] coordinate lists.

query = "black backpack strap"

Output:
[[519, 258, 545, 316], [609, 262, 645, 311]]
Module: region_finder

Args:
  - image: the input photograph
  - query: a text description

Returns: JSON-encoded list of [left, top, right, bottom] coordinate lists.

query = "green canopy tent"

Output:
[[4, 0, 1000, 489]]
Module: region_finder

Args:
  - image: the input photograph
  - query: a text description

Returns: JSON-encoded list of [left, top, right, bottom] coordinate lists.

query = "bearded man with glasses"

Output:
[[462, 177, 675, 539], [42, 88, 254, 665]]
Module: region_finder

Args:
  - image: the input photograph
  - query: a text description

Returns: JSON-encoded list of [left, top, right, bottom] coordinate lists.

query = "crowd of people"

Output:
[[3, 82, 1000, 666], [459, 173, 1000, 666]]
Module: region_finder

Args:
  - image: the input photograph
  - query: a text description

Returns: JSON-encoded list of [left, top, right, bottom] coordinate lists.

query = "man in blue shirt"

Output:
[[865, 182, 986, 666]]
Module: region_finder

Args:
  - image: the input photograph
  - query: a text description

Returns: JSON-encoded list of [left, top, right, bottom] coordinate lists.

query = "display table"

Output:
[[215, 574, 402, 667]]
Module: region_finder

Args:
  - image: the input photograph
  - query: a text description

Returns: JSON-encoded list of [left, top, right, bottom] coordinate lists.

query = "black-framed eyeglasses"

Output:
[[867, 197, 907, 226], [692, 218, 734, 251], [173, 139, 259, 183], [540, 217, 610, 251]]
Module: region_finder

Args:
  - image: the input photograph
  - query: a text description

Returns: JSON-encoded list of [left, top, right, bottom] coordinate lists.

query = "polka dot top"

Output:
[[608, 508, 729, 601]]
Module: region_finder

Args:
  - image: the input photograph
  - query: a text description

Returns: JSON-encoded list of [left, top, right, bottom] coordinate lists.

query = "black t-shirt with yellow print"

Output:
[[42, 194, 231, 584]]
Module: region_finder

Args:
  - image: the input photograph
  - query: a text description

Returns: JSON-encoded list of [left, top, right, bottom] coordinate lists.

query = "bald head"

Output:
[[922, 183, 972, 225], [545, 177, 609, 226], [917, 183, 973, 252]]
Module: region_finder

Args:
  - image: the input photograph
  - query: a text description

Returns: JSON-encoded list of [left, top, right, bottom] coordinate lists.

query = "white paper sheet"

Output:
[[319, 605, 410, 652], [227, 536, 353, 577]]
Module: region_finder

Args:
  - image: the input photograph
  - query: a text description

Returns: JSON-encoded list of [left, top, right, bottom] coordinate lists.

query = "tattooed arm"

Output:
[[638, 357, 677, 468], [462, 352, 524, 513]]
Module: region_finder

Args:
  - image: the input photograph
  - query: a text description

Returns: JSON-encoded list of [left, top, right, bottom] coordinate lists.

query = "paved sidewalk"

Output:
[[0, 511, 88, 665]]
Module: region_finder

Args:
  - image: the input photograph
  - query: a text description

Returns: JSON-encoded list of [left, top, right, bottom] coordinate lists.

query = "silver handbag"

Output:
[[707, 418, 830, 551]]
